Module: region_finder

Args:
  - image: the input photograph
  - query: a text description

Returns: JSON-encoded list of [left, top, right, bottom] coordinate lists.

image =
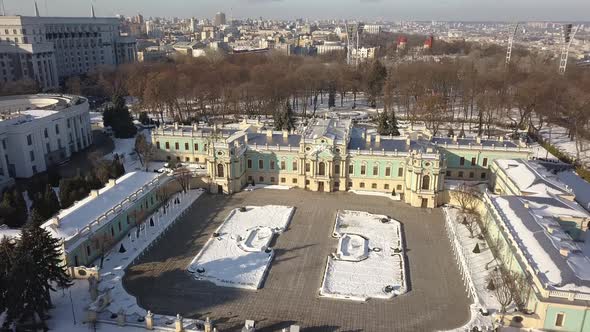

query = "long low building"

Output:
[[0, 94, 92, 188], [151, 118, 531, 208], [42, 171, 166, 267]]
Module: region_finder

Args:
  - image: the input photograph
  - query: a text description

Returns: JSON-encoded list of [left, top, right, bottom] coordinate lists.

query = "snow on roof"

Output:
[[495, 159, 571, 197], [557, 170, 590, 211], [491, 195, 590, 293], [42, 171, 162, 244], [0, 225, 21, 240]]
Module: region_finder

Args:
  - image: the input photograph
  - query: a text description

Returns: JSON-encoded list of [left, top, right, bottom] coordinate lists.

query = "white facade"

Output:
[[363, 25, 382, 34], [0, 14, 137, 89], [317, 42, 345, 54], [0, 94, 92, 182]]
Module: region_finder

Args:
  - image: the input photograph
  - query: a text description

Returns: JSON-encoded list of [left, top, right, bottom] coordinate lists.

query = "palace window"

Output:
[[483, 158, 488, 167], [446, 171, 451, 177], [156, 142, 160, 149], [469, 172, 474, 178], [398, 167, 404, 177], [555, 313, 565, 327], [371, 183, 377, 189], [334, 164, 340, 175], [384, 184, 390, 190], [349, 165, 354, 174], [292, 178, 297, 184], [281, 178, 286, 183], [270, 160, 275, 170], [185, 143, 189, 150], [305, 163, 310, 172], [318, 162, 326, 176], [194, 143, 199, 151], [373, 166, 379, 176], [481, 172, 487, 179], [247, 159, 252, 169], [360, 165, 366, 175], [258, 160, 264, 169], [471, 157, 476, 166], [460, 157, 465, 166], [280, 161, 286, 170], [217, 164, 224, 177], [385, 167, 391, 177], [422, 175, 431, 190], [292, 160, 298, 171], [360, 182, 365, 188]]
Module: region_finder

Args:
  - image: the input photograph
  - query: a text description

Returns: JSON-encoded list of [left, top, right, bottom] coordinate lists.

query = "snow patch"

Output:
[[187, 205, 294, 289]]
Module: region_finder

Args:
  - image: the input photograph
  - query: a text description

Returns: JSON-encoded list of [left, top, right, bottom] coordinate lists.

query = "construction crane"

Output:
[[505, 23, 520, 66], [559, 24, 583, 74]]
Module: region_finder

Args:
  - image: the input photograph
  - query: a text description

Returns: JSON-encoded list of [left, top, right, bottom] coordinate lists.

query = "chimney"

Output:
[[90, 189, 100, 198], [499, 136, 504, 143], [376, 134, 381, 143], [365, 134, 371, 143], [107, 179, 117, 188], [282, 130, 289, 138], [476, 136, 482, 144], [266, 130, 273, 138], [193, 123, 197, 131], [245, 134, 249, 143], [452, 135, 458, 143], [174, 122, 179, 130], [51, 216, 61, 226], [559, 247, 571, 257], [406, 137, 411, 146]]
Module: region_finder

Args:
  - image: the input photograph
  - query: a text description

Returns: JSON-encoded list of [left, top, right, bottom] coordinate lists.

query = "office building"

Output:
[[0, 5, 137, 89]]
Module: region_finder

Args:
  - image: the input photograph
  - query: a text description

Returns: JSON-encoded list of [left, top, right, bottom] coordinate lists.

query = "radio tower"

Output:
[[505, 23, 520, 66], [559, 24, 582, 74]]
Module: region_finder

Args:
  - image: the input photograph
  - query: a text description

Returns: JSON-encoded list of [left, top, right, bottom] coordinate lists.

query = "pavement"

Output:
[[123, 189, 471, 332]]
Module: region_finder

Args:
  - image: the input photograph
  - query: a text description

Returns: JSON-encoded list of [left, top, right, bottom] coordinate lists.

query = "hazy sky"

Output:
[[3, 0, 589, 21]]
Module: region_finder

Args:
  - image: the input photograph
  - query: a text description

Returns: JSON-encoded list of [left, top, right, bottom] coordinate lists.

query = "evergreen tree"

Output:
[[0, 236, 15, 319], [328, 83, 336, 108], [448, 127, 455, 138], [103, 95, 137, 139], [0, 188, 28, 227], [366, 60, 387, 108], [377, 111, 390, 135], [389, 110, 400, 136], [282, 101, 295, 131]]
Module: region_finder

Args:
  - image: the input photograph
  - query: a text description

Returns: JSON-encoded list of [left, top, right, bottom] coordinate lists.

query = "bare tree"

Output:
[[488, 267, 513, 314], [450, 183, 481, 214], [173, 167, 192, 193], [134, 134, 155, 171]]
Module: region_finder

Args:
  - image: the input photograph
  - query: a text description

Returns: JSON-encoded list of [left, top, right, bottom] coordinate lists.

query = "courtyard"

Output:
[[123, 189, 471, 332]]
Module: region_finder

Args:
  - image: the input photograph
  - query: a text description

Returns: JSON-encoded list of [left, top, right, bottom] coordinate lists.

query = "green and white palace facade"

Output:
[[151, 118, 531, 208]]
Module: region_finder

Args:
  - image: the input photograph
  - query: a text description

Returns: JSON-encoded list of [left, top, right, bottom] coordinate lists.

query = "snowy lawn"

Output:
[[320, 210, 406, 301], [187, 205, 295, 289]]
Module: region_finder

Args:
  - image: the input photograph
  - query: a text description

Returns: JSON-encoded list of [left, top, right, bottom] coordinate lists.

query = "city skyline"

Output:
[[2, 0, 590, 21]]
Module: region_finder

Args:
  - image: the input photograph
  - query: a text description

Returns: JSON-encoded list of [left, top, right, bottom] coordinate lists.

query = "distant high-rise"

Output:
[[214, 12, 226, 26], [0, 4, 137, 90]]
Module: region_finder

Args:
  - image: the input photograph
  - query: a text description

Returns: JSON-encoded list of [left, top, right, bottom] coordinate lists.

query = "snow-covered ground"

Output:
[[348, 190, 402, 201], [244, 184, 292, 191], [539, 125, 590, 166], [45, 189, 206, 332], [187, 205, 295, 289], [320, 210, 406, 301], [441, 207, 498, 332]]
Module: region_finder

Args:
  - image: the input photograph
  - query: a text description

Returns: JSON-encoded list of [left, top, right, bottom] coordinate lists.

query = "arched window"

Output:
[[318, 162, 326, 176], [217, 163, 224, 178], [422, 175, 431, 190]]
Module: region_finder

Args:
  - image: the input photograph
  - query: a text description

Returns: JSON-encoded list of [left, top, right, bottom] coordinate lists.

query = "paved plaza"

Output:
[[123, 189, 471, 332]]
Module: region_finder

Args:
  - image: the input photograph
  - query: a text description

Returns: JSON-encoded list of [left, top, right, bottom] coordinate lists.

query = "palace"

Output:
[[151, 118, 531, 208]]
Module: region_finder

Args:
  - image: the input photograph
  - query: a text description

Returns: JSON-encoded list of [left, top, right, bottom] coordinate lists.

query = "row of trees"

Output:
[[0, 225, 71, 329]]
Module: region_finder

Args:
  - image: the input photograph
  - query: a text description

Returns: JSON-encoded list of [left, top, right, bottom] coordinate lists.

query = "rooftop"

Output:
[[0, 94, 86, 123], [495, 159, 572, 197], [490, 194, 590, 294], [42, 171, 162, 246]]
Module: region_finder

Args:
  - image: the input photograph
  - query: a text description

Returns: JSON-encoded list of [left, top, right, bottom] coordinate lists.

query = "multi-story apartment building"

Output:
[[0, 7, 136, 89], [151, 118, 531, 208], [0, 94, 92, 186]]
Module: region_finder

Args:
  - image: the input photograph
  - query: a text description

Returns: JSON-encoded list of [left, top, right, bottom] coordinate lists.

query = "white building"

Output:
[[351, 47, 377, 61], [0, 94, 92, 186], [363, 24, 382, 34], [317, 41, 345, 54], [0, 5, 136, 90]]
